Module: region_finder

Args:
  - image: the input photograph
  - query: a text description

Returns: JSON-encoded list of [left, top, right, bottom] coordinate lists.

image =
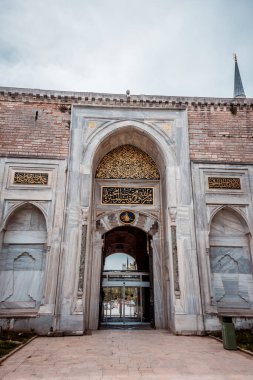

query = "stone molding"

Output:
[[168, 207, 177, 223], [1, 86, 253, 109], [81, 207, 89, 225]]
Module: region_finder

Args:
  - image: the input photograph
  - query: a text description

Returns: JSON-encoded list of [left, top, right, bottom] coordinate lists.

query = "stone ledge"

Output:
[[1, 86, 253, 107]]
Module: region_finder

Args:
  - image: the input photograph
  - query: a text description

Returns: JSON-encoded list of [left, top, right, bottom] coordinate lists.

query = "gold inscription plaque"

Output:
[[102, 187, 154, 205], [14, 172, 49, 185], [208, 177, 241, 190]]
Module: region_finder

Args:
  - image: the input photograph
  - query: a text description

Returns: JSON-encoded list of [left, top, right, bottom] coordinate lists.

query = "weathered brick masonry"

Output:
[[0, 92, 71, 160], [1, 88, 253, 163], [188, 105, 253, 163]]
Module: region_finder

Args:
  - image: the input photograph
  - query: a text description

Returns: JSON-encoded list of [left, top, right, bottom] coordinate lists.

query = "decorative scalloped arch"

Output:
[[96, 210, 158, 235], [84, 120, 176, 177]]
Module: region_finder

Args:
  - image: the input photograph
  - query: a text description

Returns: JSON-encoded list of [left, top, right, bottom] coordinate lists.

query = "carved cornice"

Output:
[[1, 86, 253, 110]]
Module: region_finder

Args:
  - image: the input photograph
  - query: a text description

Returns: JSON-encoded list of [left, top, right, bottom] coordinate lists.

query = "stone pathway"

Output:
[[0, 330, 253, 379]]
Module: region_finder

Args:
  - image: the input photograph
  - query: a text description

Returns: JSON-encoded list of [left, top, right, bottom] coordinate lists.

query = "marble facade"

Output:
[[0, 95, 253, 335]]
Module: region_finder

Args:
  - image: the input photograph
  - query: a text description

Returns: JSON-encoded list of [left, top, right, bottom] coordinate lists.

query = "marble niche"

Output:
[[0, 204, 47, 309], [209, 208, 253, 309]]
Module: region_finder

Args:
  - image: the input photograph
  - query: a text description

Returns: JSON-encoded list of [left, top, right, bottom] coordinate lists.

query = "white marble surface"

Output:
[[57, 105, 203, 334], [192, 163, 253, 330]]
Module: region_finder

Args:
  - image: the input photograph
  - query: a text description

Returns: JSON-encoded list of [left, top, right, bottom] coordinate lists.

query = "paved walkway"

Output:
[[0, 330, 253, 379]]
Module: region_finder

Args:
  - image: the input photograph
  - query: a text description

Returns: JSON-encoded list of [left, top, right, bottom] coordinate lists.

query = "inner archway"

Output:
[[87, 125, 169, 330], [100, 226, 153, 327]]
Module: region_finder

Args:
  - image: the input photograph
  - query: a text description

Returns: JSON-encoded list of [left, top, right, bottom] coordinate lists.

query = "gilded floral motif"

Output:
[[95, 145, 160, 179]]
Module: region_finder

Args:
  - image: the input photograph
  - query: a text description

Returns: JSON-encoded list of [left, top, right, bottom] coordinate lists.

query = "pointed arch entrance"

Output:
[[89, 211, 159, 329], [87, 137, 164, 330], [100, 226, 153, 326], [58, 106, 203, 335]]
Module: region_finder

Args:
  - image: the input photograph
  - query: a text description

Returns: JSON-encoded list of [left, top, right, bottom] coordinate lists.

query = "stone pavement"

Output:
[[0, 330, 253, 379]]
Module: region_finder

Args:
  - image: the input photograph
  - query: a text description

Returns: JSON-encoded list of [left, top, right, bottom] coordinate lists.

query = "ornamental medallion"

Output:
[[119, 211, 135, 224]]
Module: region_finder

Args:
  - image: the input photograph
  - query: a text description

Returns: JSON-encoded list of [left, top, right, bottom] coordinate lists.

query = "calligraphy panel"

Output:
[[208, 177, 241, 190], [14, 172, 49, 185], [101, 187, 154, 205]]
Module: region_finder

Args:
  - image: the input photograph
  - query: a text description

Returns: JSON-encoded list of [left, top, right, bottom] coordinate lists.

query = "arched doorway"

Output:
[[87, 139, 164, 330], [100, 226, 154, 327], [59, 106, 203, 334]]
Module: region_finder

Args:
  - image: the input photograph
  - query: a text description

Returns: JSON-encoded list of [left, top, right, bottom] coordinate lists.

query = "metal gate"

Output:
[[101, 272, 150, 325]]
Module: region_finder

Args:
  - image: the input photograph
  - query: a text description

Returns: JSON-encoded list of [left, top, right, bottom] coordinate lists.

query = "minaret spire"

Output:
[[233, 53, 246, 98]]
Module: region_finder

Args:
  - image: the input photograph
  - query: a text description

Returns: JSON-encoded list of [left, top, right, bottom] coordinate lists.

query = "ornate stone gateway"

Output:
[[85, 143, 161, 328], [56, 107, 204, 335]]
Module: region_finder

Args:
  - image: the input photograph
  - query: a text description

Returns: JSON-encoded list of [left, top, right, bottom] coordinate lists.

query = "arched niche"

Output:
[[90, 125, 169, 178], [209, 207, 253, 309], [0, 203, 47, 309]]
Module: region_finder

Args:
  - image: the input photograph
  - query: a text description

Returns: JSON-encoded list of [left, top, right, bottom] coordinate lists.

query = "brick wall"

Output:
[[188, 106, 253, 163], [0, 99, 70, 159], [1, 90, 253, 164]]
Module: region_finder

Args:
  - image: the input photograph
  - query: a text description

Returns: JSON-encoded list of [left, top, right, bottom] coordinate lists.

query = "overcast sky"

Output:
[[0, 0, 252, 98]]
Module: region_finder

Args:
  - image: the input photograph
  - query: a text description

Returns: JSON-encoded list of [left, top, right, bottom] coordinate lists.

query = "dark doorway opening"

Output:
[[100, 226, 154, 328]]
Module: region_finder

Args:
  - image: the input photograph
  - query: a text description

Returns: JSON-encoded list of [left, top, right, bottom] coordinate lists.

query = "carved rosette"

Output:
[[95, 145, 160, 180]]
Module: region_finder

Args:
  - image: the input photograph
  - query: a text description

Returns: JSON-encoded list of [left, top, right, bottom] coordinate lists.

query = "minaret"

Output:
[[233, 54, 246, 98]]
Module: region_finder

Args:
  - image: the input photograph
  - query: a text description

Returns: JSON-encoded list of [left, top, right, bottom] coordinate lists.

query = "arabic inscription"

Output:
[[102, 187, 153, 205], [14, 172, 49, 185], [208, 177, 241, 190]]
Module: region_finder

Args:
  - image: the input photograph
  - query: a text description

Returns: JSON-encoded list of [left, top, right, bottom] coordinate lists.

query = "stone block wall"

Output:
[[188, 105, 253, 163], [0, 95, 70, 159]]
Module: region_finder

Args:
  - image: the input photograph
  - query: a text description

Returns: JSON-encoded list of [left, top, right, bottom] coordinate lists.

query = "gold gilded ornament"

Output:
[[208, 177, 241, 190], [14, 172, 49, 185], [88, 121, 96, 129], [101, 187, 153, 205], [96, 145, 160, 180], [119, 211, 135, 224]]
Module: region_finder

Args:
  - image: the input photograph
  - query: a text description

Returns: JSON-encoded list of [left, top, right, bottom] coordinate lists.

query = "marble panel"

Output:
[[0, 247, 46, 308], [4, 231, 47, 244], [210, 247, 251, 274], [212, 273, 250, 308]]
